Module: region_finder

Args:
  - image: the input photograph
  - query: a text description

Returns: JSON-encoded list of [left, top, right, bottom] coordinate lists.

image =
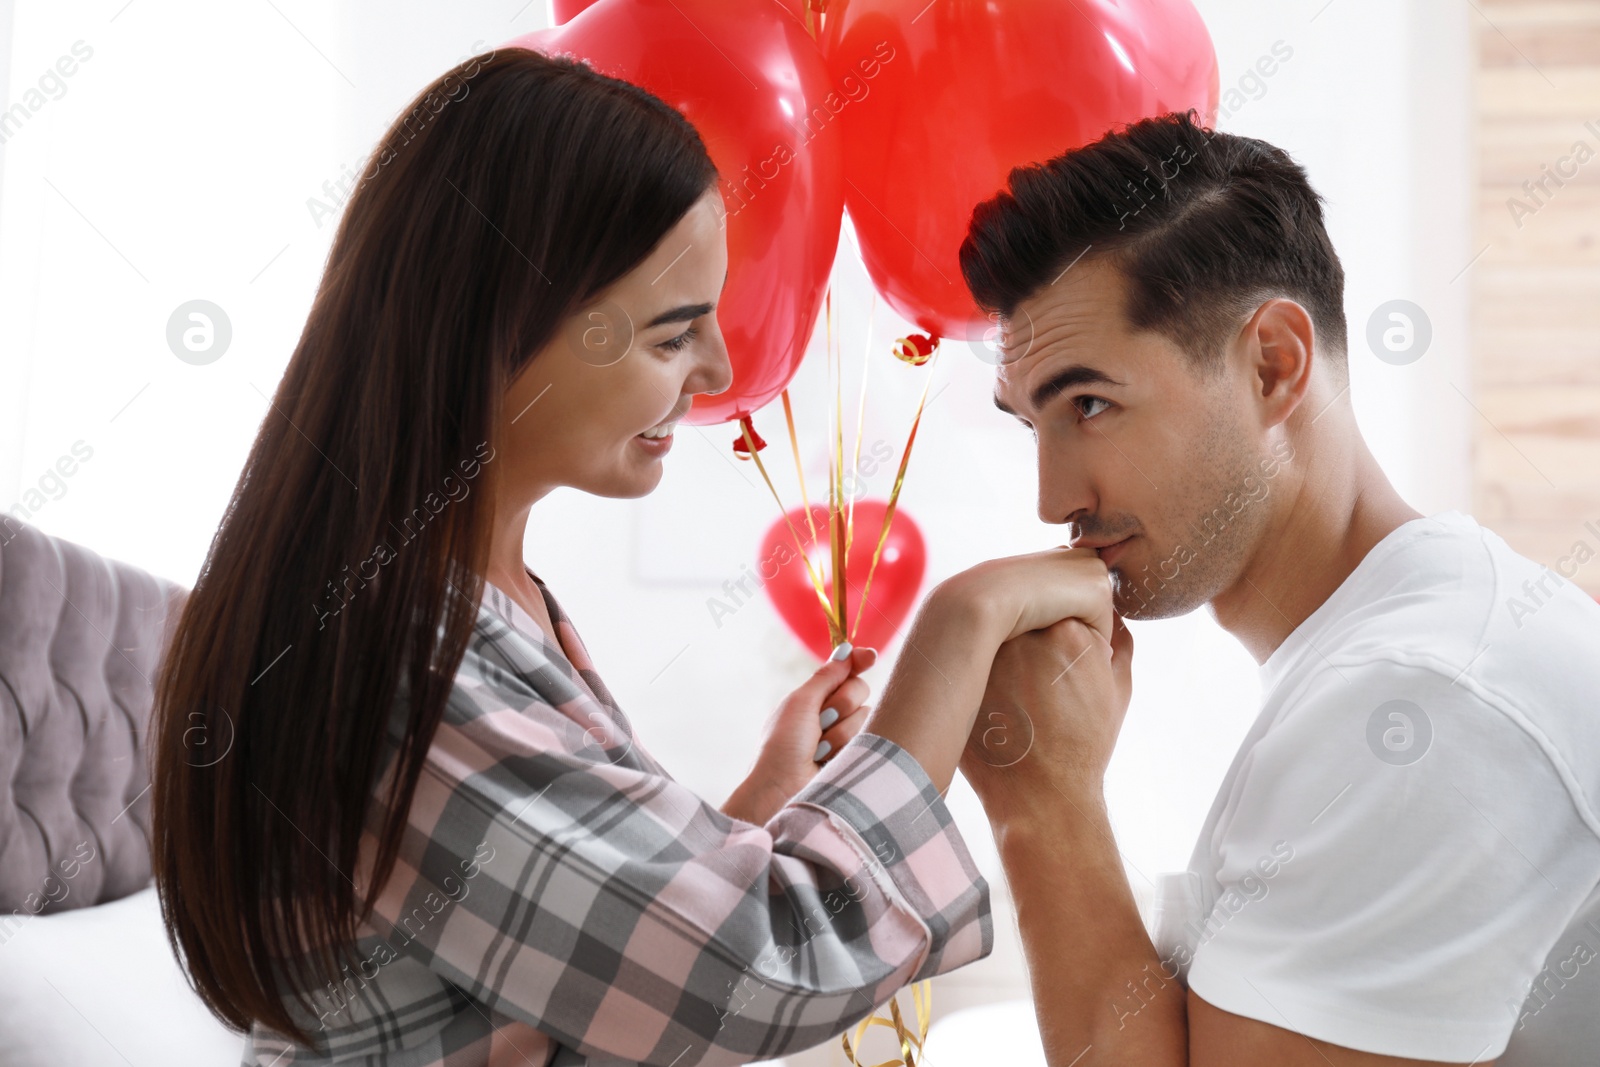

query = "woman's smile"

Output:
[[633, 419, 678, 457], [632, 396, 694, 459]]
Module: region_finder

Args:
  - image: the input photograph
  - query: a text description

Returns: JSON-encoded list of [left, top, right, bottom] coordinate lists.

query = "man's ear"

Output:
[[1240, 298, 1315, 429]]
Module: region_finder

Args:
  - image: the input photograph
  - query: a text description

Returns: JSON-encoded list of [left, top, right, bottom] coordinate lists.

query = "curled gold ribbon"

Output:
[[841, 980, 933, 1067]]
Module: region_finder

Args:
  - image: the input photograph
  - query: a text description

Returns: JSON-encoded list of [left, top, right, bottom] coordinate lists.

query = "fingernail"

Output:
[[813, 739, 833, 761], [819, 707, 840, 730], [828, 641, 853, 662]]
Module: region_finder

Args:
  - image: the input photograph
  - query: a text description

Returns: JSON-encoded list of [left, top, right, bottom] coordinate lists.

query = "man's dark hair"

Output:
[[960, 110, 1347, 375]]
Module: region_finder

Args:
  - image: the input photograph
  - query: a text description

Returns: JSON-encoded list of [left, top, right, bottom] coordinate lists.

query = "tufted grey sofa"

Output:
[[0, 517, 187, 922]]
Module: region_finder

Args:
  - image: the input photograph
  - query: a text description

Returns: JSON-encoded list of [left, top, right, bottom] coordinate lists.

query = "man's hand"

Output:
[[957, 613, 1187, 1064], [960, 613, 1133, 818], [862, 548, 1112, 797], [958, 621, 1480, 1067]]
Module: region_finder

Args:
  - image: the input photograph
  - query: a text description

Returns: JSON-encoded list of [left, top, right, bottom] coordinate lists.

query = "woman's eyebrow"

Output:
[[645, 302, 714, 328], [644, 268, 727, 329]]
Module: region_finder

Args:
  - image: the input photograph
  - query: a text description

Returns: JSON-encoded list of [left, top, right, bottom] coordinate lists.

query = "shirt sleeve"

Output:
[[355, 662, 992, 1067], [1181, 658, 1600, 1062]]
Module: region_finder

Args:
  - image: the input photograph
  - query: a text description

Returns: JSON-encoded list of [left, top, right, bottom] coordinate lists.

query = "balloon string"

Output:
[[845, 290, 875, 605], [781, 389, 819, 549], [828, 289, 848, 645], [851, 343, 939, 643], [740, 418, 838, 633]]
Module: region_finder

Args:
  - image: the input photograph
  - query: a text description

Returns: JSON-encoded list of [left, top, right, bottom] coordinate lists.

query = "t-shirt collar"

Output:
[[1258, 510, 1466, 692]]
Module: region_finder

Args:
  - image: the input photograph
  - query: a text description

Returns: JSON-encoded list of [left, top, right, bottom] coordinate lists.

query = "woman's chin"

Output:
[[577, 460, 667, 499], [563, 435, 676, 499], [624, 467, 666, 497]]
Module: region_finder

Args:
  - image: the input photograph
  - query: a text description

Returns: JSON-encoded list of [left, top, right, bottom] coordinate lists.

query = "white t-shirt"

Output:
[[1151, 510, 1600, 1063]]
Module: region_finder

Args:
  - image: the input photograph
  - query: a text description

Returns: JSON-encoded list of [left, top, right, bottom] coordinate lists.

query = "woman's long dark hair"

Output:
[[150, 48, 718, 1045]]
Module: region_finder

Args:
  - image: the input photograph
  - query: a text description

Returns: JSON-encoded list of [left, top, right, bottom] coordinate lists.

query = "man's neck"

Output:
[[1209, 427, 1424, 665]]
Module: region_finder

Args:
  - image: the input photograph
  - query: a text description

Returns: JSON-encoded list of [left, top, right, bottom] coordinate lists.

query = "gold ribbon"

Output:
[[841, 981, 934, 1067], [802, 0, 830, 39], [740, 291, 940, 653], [740, 416, 839, 635], [851, 340, 939, 642]]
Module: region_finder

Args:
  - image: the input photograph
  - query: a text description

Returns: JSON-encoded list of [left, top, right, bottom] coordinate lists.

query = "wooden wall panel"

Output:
[[1474, 0, 1600, 594]]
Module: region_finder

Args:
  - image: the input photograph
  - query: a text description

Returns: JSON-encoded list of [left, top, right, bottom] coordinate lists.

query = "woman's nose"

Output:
[[697, 321, 734, 396]]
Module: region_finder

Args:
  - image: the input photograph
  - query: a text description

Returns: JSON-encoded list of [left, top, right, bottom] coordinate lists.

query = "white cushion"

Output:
[[0, 884, 246, 1066]]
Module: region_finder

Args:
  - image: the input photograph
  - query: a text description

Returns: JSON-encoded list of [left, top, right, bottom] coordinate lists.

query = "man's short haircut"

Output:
[[959, 110, 1348, 376]]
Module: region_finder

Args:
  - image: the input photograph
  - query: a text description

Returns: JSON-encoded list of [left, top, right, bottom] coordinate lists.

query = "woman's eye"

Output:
[[658, 325, 698, 353], [1076, 395, 1111, 419]]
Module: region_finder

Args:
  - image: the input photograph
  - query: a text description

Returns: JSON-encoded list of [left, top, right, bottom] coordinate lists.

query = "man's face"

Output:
[[992, 258, 1285, 620]]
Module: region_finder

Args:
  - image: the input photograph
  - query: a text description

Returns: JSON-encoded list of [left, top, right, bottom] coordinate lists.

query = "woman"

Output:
[[151, 47, 1114, 1066]]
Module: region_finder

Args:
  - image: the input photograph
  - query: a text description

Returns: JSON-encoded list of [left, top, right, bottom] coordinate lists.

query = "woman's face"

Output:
[[499, 188, 732, 502]]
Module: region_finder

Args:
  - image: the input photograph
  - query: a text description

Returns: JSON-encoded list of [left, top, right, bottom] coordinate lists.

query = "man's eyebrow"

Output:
[[643, 267, 728, 329], [993, 363, 1125, 416]]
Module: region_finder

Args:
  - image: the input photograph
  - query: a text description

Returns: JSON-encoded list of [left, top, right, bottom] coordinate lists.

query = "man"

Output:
[[955, 110, 1600, 1065]]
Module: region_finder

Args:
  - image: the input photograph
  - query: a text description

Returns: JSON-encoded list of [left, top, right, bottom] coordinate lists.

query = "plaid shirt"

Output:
[[244, 572, 991, 1066]]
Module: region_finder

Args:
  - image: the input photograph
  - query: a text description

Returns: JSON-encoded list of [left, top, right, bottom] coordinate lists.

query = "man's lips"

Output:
[[1077, 535, 1135, 567]]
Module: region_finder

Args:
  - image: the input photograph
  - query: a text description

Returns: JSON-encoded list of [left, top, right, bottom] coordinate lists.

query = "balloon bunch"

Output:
[[819, 0, 1220, 339], [512, 0, 842, 426], [745, 291, 935, 660], [514, 0, 1218, 658]]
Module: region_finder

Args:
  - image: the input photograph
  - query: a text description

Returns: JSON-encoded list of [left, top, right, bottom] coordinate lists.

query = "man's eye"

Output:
[[1076, 396, 1112, 419]]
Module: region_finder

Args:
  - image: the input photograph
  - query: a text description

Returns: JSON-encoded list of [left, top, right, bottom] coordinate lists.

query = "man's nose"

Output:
[[1036, 441, 1095, 525]]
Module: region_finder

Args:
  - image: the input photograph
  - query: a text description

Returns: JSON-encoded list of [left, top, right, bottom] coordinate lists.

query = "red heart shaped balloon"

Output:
[[507, 0, 844, 425], [759, 501, 926, 660], [820, 0, 1219, 340]]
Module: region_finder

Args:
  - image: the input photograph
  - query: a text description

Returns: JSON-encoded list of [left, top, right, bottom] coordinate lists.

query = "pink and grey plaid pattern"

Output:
[[242, 574, 991, 1066]]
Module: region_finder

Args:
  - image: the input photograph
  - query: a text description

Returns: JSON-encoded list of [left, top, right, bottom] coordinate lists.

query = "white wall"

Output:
[[0, 0, 1472, 1058]]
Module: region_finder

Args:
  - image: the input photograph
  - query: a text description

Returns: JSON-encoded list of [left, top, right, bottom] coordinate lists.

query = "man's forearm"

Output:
[[990, 788, 1188, 1065]]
